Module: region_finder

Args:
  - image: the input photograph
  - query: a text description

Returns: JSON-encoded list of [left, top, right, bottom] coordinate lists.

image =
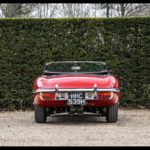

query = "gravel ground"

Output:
[[0, 108, 150, 146]]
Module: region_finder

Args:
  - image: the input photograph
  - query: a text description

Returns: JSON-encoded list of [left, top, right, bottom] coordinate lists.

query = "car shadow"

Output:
[[46, 113, 108, 125]]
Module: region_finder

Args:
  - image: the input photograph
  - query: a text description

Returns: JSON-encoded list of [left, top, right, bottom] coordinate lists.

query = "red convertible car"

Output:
[[32, 61, 120, 123]]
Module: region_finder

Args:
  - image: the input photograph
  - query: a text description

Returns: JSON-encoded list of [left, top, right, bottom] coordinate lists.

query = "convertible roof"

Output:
[[46, 61, 106, 66]]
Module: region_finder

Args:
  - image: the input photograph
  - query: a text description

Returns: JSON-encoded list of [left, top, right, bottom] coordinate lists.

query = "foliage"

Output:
[[0, 18, 150, 110], [0, 3, 33, 18]]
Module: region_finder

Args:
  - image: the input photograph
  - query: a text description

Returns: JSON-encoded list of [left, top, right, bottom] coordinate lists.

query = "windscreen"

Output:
[[44, 62, 107, 73]]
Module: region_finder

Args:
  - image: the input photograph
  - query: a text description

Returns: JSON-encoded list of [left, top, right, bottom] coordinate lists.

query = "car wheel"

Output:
[[106, 103, 118, 123], [34, 104, 46, 123]]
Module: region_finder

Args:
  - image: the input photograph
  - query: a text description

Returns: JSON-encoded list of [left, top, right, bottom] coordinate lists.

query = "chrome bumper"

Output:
[[32, 88, 120, 94]]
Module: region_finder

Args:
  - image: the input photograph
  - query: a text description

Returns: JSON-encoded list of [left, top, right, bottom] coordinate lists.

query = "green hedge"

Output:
[[0, 18, 150, 110]]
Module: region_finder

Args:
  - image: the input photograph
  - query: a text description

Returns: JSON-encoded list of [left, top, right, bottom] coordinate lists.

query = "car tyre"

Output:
[[106, 103, 118, 123], [34, 104, 46, 123]]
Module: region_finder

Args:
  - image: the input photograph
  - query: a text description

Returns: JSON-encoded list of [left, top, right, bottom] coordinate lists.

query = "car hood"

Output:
[[36, 74, 117, 89]]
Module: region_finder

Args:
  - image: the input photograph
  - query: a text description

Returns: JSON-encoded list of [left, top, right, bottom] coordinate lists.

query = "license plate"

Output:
[[68, 92, 85, 105]]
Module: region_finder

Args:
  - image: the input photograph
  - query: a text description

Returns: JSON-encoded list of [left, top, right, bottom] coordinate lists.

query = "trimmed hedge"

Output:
[[0, 18, 150, 110]]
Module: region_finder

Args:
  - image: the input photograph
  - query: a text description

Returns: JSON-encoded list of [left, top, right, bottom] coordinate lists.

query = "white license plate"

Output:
[[68, 93, 85, 105]]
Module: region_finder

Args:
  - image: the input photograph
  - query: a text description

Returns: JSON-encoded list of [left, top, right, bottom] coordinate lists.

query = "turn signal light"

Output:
[[98, 92, 112, 100], [40, 92, 55, 100]]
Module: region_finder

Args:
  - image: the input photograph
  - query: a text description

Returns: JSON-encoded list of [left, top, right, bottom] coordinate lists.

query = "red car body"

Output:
[[32, 61, 120, 123]]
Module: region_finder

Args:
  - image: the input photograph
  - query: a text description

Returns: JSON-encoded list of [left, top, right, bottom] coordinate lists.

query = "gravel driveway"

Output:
[[0, 108, 150, 146]]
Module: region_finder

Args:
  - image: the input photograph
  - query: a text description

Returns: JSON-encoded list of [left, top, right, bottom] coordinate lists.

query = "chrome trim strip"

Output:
[[32, 88, 120, 93], [46, 61, 106, 65]]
